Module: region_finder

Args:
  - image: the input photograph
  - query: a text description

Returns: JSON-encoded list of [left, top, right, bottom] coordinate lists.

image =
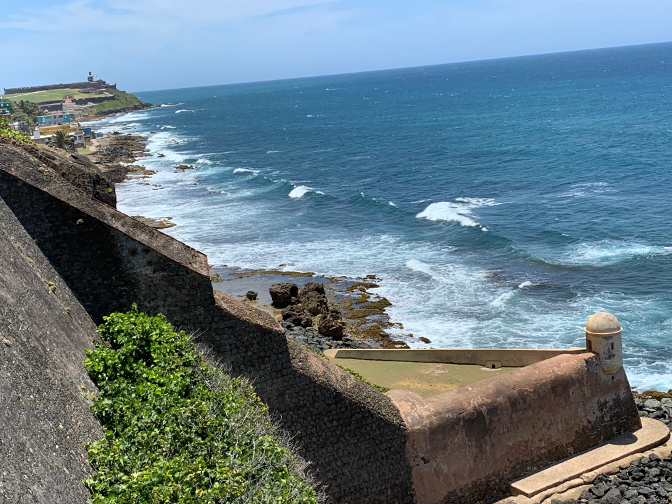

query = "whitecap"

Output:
[[388, 201, 398, 207], [490, 290, 516, 307], [518, 281, 533, 288], [175, 109, 193, 114], [289, 185, 313, 198], [161, 125, 176, 129], [416, 202, 479, 226], [417, 197, 499, 227], [267, 150, 280, 153], [233, 168, 259, 175]]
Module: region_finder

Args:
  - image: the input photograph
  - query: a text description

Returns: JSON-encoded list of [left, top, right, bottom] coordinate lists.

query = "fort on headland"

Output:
[[3, 72, 116, 95], [0, 137, 668, 504]]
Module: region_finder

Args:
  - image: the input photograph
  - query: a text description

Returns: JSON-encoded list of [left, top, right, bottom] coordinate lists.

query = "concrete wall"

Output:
[[389, 353, 641, 504], [0, 198, 103, 504], [0, 139, 415, 504]]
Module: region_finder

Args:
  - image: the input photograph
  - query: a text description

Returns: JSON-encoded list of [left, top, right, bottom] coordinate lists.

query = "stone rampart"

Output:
[[3, 80, 116, 95], [0, 139, 415, 504], [389, 353, 641, 504], [0, 198, 103, 504]]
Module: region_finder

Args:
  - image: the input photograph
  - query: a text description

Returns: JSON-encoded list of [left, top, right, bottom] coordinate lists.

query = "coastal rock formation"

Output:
[[272, 281, 346, 338], [245, 290, 258, 300], [269, 282, 299, 307]]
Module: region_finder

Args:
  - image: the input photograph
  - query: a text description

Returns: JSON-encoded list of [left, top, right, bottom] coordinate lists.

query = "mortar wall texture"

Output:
[[0, 140, 415, 504], [388, 353, 641, 504], [0, 198, 103, 504]]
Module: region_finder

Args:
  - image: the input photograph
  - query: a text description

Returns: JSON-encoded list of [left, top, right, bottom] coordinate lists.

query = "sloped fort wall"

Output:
[[0, 139, 414, 504], [0, 138, 641, 503]]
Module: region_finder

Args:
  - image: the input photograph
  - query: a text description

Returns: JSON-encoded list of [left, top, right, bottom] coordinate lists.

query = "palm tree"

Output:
[[50, 130, 73, 150]]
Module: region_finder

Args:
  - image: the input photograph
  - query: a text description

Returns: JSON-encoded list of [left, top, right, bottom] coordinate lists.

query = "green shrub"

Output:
[[0, 116, 33, 144], [84, 306, 319, 504]]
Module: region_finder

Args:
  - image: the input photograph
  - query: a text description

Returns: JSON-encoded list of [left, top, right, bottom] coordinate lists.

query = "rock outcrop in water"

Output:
[[271, 281, 346, 339]]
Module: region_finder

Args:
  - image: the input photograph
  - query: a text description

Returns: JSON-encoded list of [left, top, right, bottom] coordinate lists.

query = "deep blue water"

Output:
[[96, 42, 672, 390]]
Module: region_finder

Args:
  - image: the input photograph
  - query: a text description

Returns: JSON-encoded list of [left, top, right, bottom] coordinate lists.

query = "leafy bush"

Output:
[[0, 116, 33, 144], [84, 306, 319, 504]]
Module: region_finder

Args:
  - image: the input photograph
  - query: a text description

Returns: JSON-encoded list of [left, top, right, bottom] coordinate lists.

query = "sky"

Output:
[[1, 0, 671, 93]]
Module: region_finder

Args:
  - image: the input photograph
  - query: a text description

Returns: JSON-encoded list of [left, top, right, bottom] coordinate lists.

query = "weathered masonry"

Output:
[[0, 138, 645, 503]]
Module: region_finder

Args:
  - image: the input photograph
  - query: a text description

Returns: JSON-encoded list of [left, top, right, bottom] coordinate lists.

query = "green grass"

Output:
[[2, 88, 98, 103], [84, 306, 320, 504]]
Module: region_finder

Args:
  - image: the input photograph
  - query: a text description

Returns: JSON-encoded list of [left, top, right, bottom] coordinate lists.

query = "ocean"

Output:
[[95, 42, 672, 391]]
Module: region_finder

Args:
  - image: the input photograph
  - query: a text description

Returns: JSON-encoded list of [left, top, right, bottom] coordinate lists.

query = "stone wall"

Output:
[[389, 353, 641, 504], [0, 139, 415, 504], [3, 80, 116, 95], [0, 198, 103, 504]]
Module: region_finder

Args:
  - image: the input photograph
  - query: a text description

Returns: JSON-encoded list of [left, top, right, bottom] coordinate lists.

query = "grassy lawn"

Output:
[[2, 88, 99, 103]]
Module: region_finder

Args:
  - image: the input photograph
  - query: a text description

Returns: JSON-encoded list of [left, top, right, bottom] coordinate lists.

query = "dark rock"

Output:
[[269, 282, 299, 308], [245, 290, 258, 300], [579, 490, 593, 501], [591, 483, 609, 497], [625, 490, 639, 500], [599, 488, 621, 504], [299, 282, 325, 299], [301, 290, 329, 316], [637, 487, 654, 497], [281, 305, 313, 328], [316, 311, 345, 339]]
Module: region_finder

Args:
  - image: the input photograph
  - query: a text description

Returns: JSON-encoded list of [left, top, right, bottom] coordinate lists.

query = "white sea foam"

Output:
[[389, 201, 397, 207], [175, 109, 193, 114], [161, 125, 176, 129], [518, 281, 533, 288], [233, 168, 260, 175], [267, 150, 280, 153], [289, 186, 313, 198], [417, 198, 499, 227], [490, 290, 516, 307], [561, 241, 671, 266], [416, 202, 478, 226]]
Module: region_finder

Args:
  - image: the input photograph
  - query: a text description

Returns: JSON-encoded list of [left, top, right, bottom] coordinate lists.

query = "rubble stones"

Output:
[[281, 321, 373, 352], [540, 453, 672, 504]]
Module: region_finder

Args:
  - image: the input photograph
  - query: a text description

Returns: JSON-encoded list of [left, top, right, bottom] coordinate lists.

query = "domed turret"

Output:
[[585, 312, 622, 374]]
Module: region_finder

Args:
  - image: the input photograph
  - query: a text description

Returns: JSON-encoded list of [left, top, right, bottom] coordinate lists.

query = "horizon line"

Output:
[[130, 40, 672, 96]]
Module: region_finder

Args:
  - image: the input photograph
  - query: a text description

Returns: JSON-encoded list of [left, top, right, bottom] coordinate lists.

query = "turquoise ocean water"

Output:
[[96, 42, 672, 390]]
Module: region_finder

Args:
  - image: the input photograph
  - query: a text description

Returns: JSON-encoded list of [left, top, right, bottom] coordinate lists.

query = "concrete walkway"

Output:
[[328, 356, 516, 398]]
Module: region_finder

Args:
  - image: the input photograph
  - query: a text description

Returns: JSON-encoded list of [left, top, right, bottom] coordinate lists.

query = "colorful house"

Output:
[[37, 113, 71, 126], [0, 101, 13, 116]]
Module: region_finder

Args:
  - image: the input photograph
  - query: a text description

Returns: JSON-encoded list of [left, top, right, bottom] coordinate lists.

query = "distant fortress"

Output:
[[3, 72, 116, 95]]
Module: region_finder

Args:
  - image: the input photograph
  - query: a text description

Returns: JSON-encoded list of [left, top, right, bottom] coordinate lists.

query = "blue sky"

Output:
[[1, 0, 671, 92]]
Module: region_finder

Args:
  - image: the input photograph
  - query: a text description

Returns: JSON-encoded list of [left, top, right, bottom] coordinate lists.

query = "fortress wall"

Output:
[[389, 353, 641, 504], [0, 140, 415, 504], [3, 81, 115, 95], [0, 198, 103, 504]]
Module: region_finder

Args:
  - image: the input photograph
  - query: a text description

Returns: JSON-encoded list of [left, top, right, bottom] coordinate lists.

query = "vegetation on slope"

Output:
[[0, 116, 33, 144], [87, 88, 145, 115], [84, 306, 320, 504]]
